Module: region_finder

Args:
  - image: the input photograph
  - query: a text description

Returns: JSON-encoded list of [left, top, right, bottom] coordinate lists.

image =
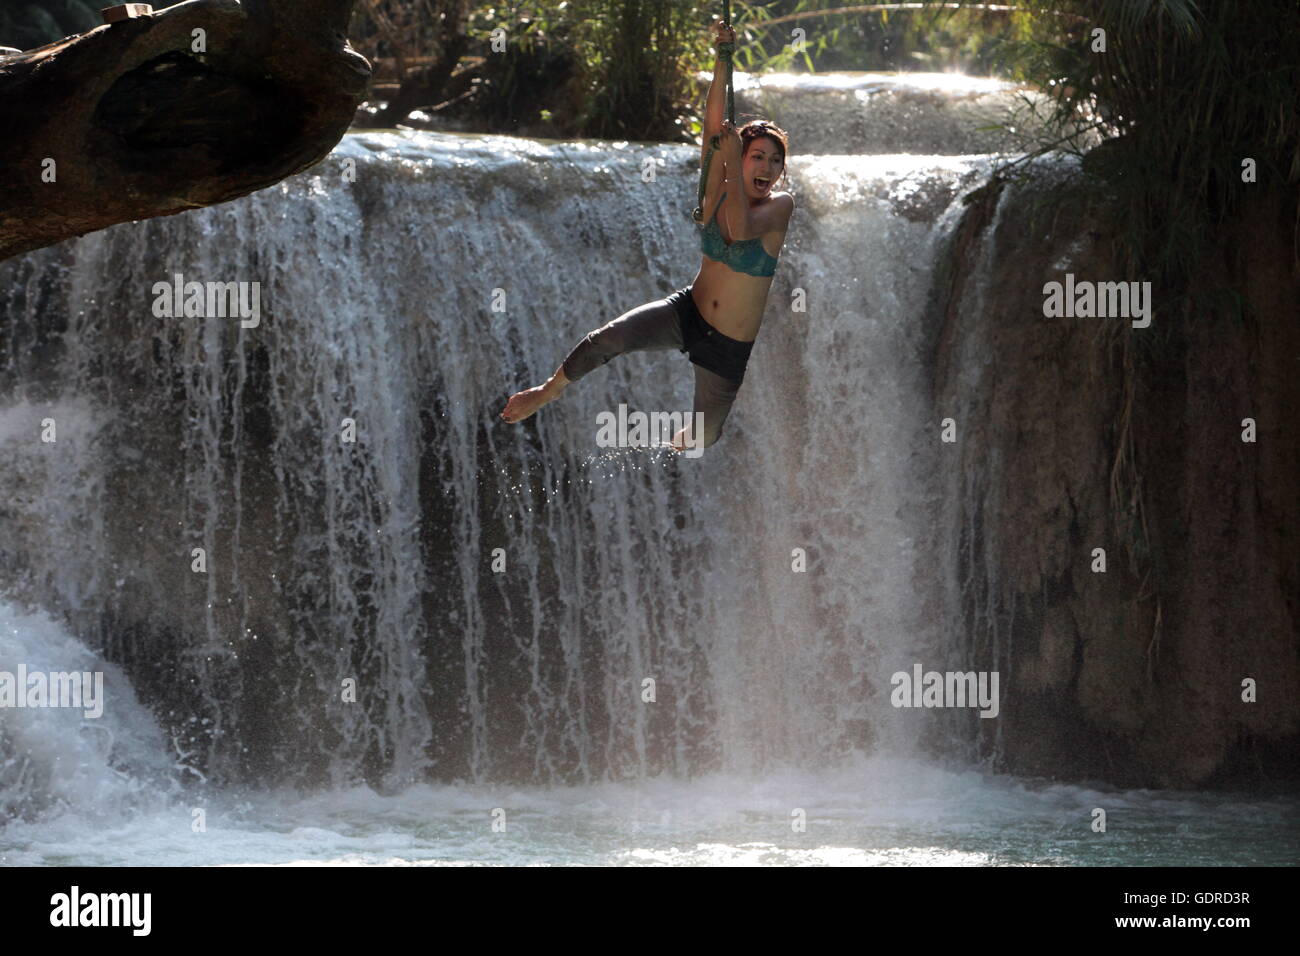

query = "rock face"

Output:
[[929, 161, 1300, 788]]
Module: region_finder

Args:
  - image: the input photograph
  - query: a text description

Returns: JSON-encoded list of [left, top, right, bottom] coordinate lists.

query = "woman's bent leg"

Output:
[[688, 365, 742, 449], [561, 296, 684, 382], [502, 293, 685, 424]]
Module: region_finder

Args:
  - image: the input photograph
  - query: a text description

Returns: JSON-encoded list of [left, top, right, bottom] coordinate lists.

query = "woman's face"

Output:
[[744, 135, 784, 197]]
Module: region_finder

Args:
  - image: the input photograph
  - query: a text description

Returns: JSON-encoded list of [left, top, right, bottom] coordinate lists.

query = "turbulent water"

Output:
[[6, 752, 1295, 867], [0, 74, 1293, 865]]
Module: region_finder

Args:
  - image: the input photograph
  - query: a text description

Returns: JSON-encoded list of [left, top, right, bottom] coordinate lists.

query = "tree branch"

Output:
[[0, 0, 371, 262]]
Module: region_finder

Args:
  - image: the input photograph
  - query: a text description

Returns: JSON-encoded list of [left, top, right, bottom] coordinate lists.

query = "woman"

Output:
[[500, 20, 794, 453]]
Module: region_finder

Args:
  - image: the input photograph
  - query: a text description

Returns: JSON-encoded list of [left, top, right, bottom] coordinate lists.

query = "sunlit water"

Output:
[[4, 755, 1295, 867]]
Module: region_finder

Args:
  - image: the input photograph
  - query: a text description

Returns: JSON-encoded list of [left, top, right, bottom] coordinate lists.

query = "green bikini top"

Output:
[[699, 191, 779, 278]]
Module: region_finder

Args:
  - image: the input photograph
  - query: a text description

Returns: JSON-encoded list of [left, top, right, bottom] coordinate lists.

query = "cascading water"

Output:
[[2, 75, 1293, 866], [0, 596, 174, 823], [0, 115, 988, 781]]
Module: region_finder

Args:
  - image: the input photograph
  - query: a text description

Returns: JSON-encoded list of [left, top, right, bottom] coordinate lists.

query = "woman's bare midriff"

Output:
[[689, 256, 776, 342]]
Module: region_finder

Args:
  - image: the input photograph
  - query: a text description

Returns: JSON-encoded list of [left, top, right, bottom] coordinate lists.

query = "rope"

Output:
[[722, 0, 735, 126], [693, 2, 735, 224]]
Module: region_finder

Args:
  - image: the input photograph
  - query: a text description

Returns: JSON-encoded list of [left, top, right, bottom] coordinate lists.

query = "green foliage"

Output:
[[452, 2, 584, 134], [998, 0, 1300, 295], [736, 1, 1023, 74], [485, 0, 712, 142], [568, 0, 711, 141], [354, 1, 712, 141]]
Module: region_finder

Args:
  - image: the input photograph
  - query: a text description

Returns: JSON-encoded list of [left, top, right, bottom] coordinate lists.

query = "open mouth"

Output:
[[754, 177, 771, 191]]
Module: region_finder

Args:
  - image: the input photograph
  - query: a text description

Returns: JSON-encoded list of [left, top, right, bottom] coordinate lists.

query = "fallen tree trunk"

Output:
[[0, 0, 370, 262]]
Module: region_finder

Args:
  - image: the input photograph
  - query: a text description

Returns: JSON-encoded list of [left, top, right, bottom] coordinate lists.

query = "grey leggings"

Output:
[[561, 288, 749, 448]]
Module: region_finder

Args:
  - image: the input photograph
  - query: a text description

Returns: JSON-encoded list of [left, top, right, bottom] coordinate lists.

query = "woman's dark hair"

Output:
[[739, 120, 790, 188]]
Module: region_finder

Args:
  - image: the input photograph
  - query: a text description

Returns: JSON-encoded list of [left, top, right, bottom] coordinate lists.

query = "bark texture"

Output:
[[0, 0, 369, 262]]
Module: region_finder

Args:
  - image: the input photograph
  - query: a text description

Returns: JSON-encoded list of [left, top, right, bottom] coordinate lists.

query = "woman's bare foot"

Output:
[[501, 373, 567, 423]]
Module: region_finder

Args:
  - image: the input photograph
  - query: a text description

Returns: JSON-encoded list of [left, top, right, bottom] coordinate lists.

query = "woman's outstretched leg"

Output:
[[501, 295, 684, 423]]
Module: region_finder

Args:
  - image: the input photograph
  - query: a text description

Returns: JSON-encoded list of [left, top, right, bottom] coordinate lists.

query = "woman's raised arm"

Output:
[[702, 19, 735, 143]]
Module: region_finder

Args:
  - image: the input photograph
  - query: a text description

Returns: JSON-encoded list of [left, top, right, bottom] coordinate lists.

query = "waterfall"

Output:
[[0, 593, 174, 821], [0, 75, 1014, 811]]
